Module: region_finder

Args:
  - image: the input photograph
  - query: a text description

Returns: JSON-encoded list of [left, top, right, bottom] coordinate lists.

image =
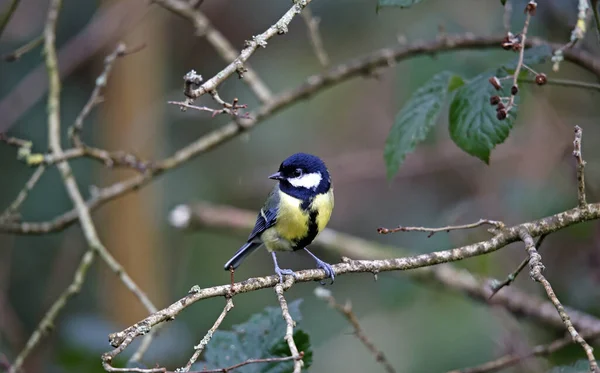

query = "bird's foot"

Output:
[[314, 258, 335, 285], [274, 266, 298, 284]]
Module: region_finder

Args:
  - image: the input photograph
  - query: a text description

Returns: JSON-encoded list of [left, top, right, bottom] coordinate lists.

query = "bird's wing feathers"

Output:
[[247, 186, 279, 241]]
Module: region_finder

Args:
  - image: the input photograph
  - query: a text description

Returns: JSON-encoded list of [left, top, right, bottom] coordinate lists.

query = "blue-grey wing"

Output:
[[247, 186, 279, 242]]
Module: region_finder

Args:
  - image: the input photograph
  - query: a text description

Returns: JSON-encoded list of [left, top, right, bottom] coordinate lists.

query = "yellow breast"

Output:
[[275, 192, 310, 241], [311, 187, 334, 232]]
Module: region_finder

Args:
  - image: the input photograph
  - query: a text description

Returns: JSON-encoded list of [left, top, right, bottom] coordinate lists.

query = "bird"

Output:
[[224, 153, 336, 284]]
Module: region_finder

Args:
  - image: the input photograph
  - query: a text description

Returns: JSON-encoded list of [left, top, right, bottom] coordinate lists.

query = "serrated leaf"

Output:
[[195, 299, 311, 373], [546, 359, 590, 373], [384, 71, 462, 179], [377, 0, 423, 9], [448, 72, 518, 164]]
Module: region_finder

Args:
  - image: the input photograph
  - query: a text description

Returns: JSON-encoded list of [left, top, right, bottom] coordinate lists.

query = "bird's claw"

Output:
[[315, 259, 335, 285], [275, 266, 297, 283]]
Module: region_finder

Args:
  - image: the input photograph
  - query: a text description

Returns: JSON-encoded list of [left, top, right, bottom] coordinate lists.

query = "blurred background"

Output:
[[1, 0, 600, 372]]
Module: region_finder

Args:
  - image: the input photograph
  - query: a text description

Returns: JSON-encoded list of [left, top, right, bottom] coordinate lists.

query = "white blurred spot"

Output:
[[169, 205, 191, 228]]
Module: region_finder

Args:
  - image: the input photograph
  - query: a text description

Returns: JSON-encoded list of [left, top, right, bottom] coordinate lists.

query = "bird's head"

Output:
[[269, 153, 331, 194]]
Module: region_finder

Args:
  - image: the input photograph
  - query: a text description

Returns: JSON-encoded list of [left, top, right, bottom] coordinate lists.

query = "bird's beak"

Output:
[[268, 171, 284, 181]]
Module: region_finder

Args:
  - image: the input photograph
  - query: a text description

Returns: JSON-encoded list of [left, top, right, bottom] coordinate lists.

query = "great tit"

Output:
[[224, 153, 335, 283]]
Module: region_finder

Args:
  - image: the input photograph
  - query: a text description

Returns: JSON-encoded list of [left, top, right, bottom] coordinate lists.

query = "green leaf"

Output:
[[546, 360, 590, 373], [384, 71, 463, 179], [196, 299, 311, 373], [377, 0, 423, 9], [500, 0, 507, 5], [448, 72, 518, 164], [502, 45, 553, 74]]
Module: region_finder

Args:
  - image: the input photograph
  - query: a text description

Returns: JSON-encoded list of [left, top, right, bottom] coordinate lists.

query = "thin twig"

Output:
[[180, 0, 313, 100], [2, 34, 600, 236], [519, 77, 600, 92], [9, 3, 158, 371], [518, 228, 598, 372], [2, 35, 43, 62], [274, 283, 303, 373], [188, 354, 302, 373], [0, 133, 30, 148], [168, 100, 249, 119], [315, 288, 395, 373], [488, 234, 547, 299], [377, 219, 504, 237], [573, 125, 587, 208], [0, 0, 20, 40], [505, 3, 535, 114], [152, 0, 273, 104], [448, 331, 600, 373], [301, 5, 329, 66], [503, 0, 512, 33], [0, 166, 45, 222], [180, 298, 234, 372], [70, 42, 127, 148]]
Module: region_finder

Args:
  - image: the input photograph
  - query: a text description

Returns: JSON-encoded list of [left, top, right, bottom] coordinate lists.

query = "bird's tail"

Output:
[[223, 242, 261, 270]]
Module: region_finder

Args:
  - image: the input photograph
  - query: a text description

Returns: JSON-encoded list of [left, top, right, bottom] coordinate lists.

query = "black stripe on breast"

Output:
[[293, 208, 319, 251]]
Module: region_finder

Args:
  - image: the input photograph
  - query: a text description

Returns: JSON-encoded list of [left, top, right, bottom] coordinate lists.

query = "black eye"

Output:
[[293, 168, 303, 177]]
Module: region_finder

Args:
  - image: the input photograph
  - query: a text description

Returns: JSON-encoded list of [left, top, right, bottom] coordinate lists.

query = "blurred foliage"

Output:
[[546, 359, 590, 373], [195, 299, 312, 373]]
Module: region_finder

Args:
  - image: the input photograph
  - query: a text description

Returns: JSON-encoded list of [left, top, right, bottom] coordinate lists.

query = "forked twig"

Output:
[[180, 298, 234, 372], [488, 234, 547, 299], [518, 228, 598, 372], [377, 219, 504, 237]]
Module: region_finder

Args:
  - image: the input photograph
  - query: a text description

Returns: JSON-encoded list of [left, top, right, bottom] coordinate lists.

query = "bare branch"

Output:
[[70, 42, 127, 148], [518, 228, 598, 372], [488, 234, 547, 299], [2, 34, 600, 236], [179, 298, 234, 372], [179, 0, 313, 101], [377, 218, 504, 237], [301, 5, 329, 66], [2, 35, 43, 62], [573, 125, 587, 207], [0, 166, 45, 222], [519, 77, 600, 92], [0, 0, 20, 40], [170, 202, 600, 333], [275, 283, 303, 373], [315, 288, 395, 373], [103, 201, 600, 365], [152, 0, 273, 103], [9, 4, 158, 371]]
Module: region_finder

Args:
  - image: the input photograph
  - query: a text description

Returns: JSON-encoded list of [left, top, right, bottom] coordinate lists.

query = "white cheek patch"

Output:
[[288, 172, 322, 189]]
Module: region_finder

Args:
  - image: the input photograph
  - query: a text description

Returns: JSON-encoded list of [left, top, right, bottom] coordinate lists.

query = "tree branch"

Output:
[[178, 0, 312, 101], [573, 125, 587, 208], [9, 4, 158, 371], [275, 283, 303, 373], [0, 166, 45, 222], [377, 218, 504, 237], [179, 298, 234, 372], [315, 288, 395, 373], [2, 34, 598, 236], [152, 0, 273, 104], [518, 228, 598, 372], [301, 5, 329, 66], [0, 0, 20, 40]]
